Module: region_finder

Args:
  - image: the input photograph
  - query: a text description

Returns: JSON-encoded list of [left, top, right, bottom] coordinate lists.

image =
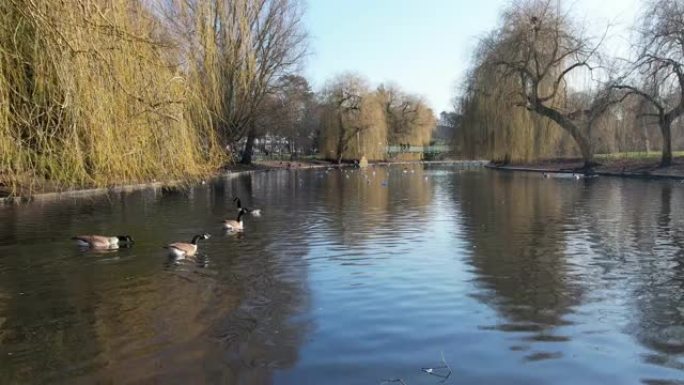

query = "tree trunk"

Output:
[[335, 112, 345, 164], [573, 131, 595, 169], [532, 103, 596, 169], [241, 128, 256, 164], [660, 119, 672, 167]]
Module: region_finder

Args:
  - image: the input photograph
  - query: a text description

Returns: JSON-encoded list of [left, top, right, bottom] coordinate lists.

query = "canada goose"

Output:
[[223, 208, 247, 231], [163, 233, 210, 259], [72, 235, 133, 249], [233, 197, 261, 216]]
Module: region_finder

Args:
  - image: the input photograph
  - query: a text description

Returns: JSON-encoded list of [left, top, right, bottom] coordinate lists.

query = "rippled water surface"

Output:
[[1, 165, 684, 384]]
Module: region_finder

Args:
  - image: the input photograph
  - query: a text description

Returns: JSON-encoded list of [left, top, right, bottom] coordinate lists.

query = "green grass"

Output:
[[595, 151, 684, 160]]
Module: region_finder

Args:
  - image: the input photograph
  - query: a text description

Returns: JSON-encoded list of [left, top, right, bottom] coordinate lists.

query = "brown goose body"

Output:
[[72, 235, 133, 249], [164, 234, 210, 258], [223, 208, 246, 231]]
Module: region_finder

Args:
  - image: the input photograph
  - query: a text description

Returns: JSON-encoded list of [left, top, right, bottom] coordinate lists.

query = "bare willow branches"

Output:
[[456, 0, 624, 167], [0, 0, 308, 192], [0, 0, 225, 192], [613, 0, 684, 166], [318, 74, 435, 163], [158, 0, 308, 146]]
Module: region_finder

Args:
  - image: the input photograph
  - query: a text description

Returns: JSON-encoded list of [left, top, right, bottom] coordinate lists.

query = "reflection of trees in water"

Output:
[[0, 193, 166, 383], [203, 171, 313, 384], [0, 176, 312, 384], [0, 256, 103, 383], [456, 172, 585, 336], [575, 181, 684, 358], [458, 172, 684, 364], [319, 165, 433, 249]]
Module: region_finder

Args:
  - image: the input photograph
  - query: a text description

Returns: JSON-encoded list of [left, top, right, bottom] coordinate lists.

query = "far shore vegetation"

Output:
[[4, 0, 684, 196], [0, 0, 438, 196], [449, 0, 684, 171]]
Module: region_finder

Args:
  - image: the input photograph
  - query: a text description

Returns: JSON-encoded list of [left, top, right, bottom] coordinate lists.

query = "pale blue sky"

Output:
[[303, 0, 640, 113]]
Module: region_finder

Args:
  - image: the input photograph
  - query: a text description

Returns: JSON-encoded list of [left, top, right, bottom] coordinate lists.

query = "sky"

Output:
[[303, 0, 641, 113]]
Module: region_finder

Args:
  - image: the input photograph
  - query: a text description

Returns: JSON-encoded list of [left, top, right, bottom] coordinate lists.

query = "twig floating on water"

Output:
[[381, 379, 408, 385]]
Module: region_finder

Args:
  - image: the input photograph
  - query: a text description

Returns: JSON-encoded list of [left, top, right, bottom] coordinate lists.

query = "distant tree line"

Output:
[[0, 0, 446, 193], [235, 72, 438, 164], [450, 0, 684, 168], [317, 73, 436, 163]]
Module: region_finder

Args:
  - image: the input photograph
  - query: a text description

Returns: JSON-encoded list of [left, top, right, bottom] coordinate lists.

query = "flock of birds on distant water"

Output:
[[542, 171, 598, 180], [71, 196, 261, 260], [70, 165, 587, 259]]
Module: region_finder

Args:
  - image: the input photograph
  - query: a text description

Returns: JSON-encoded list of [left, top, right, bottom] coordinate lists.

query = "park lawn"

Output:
[[596, 151, 684, 160]]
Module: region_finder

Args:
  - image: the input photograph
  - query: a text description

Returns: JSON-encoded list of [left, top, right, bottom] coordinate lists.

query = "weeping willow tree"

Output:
[[0, 0, 226, 193], [457, 0, 620, 167], [319, 73, 388, 162], [458, 64, 577, 163], [377, 83, 436, 160]]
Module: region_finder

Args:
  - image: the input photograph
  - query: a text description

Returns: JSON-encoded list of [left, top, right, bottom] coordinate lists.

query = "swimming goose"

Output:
[[223, 208, 247, 231], [233, 197, 261, 216], [72, 235, 134, 249], [163, 233, 210, 258]]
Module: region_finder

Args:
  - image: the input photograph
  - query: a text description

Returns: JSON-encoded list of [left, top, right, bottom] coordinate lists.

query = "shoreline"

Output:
[[486, 157, 684, 180], [0, 159, 485, 205]]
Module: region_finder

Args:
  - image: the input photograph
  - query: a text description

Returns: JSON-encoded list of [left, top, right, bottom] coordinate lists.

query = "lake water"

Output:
[[0, 165, 683, 384]]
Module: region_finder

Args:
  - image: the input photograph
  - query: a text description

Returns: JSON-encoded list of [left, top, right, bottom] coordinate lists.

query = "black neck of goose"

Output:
[[191, 235, 203, 244], [237, 210, 245, 221], [234, 198, 242, 209]]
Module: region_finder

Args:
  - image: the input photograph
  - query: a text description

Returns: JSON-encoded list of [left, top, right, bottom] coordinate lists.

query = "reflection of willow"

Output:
[[0, 256, 103, 383], [457, 172, 584, 334], [0, 189, 176, 383], [320, 166, 433, 248], [0, 174, 311, 384], [211, 239, 310, 384], [208, 171, 314, 384], [576, 181, 684, 357]]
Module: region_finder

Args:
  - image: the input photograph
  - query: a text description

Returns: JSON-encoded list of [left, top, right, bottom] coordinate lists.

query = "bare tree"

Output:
[[484, 0, 615, 168], [613, 0, 684, 167], [158, 0, 308, 154], [241, 74, 314, 163]]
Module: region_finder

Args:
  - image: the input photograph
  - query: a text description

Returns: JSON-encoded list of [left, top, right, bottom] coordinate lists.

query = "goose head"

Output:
[[117, 235, 134, 244]]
